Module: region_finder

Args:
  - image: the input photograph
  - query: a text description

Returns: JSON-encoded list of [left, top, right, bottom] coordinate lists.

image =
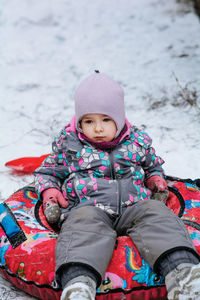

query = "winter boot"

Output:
[[61, 275, 96, 300], [43, 197, 61, 224], [165, 263, 200, 299]]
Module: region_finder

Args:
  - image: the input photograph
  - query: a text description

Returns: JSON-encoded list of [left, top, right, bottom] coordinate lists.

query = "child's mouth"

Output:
[[94, 136, 105, 140]]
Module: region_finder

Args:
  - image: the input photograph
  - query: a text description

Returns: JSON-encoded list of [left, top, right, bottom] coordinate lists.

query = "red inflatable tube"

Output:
[[0, 177, 200, 299]]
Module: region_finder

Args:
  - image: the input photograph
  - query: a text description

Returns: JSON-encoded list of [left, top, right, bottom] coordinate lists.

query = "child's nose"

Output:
[[95, 122, 103, 132]]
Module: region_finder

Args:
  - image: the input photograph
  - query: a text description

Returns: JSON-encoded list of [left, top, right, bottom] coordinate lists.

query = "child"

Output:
[[34, 71, 200, 300]]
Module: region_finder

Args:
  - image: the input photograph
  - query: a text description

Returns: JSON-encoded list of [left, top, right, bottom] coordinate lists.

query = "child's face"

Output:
[[81, 114, 117, 142]]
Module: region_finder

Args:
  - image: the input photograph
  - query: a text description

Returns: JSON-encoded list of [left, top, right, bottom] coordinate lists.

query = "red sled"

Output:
[[5, 154, 49, 174]]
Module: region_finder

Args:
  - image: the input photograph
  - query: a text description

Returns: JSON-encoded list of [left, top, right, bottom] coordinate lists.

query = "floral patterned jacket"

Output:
[[34, 117, 165, 217]]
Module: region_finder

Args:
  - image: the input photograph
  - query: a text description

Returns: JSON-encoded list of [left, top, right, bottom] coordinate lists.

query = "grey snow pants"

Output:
[[55, 200, 198, 286]]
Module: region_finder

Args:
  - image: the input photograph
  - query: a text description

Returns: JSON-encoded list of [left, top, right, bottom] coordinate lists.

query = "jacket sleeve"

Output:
[[34, 129, 70, 197], [132, 128, 165, 181], [141, 144, 165, 180]]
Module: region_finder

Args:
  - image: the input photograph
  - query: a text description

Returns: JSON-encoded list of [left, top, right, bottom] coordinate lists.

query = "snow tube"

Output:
[[0, 177, 200, 300]]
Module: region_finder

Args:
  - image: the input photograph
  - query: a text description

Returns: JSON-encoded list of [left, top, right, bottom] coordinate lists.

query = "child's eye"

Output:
[[84, 120, 93, 124], [103, 118, 111, 122]]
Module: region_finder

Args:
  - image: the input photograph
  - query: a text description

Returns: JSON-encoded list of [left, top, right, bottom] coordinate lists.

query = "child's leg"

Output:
[[116, 200, 200, 298], [116, 200, 199, 271], [55, 206, 116, 293]]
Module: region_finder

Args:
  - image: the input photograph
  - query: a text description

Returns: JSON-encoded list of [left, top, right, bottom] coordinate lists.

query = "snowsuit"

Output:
[[34, 118, 198, 286], [35, 118, 164, 216]]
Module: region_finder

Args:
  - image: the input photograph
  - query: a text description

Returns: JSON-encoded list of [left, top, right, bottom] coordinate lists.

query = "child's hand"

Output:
[[146, 176, 169, 203], [42, 188, 68, 208], [145, 175, 167, 192]]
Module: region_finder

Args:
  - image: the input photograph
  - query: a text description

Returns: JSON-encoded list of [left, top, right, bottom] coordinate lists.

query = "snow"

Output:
[[0, 0, 199, 298]]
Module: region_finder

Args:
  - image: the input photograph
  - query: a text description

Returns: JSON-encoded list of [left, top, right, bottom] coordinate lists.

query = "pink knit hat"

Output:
[[74, 71, 126, 137]]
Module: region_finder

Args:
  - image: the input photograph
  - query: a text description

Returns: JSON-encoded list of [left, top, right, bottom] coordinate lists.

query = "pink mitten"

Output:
[[42, 188, 68, 224], [145, 175, 167, 192], [42, 188, 68, 208]]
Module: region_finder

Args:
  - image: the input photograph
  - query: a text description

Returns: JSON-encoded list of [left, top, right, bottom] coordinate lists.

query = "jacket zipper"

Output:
[[109, 150, 122, 216], [109, 151, 116, 180], [72, 176, 82, 207]]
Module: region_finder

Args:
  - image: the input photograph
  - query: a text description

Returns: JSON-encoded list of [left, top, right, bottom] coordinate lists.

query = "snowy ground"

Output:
[[0, 0, 200, 299]]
